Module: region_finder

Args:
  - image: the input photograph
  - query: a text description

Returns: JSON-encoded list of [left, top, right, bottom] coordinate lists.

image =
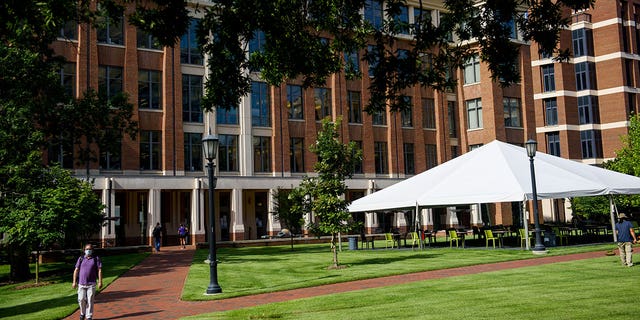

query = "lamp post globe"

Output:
[[525, 139, 546, 253], [202, 133, 222, 294]]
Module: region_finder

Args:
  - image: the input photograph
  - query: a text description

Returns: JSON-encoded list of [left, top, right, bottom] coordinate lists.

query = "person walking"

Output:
[[152, 222, 163, 252], [615, 213, 636, 267], [72, 243, 102, 320], [178, 224, 188, 249]]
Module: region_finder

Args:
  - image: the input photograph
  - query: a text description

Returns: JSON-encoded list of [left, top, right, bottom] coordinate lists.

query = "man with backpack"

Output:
[[178, 224, 188, 249], [72, 243, 102, 320]]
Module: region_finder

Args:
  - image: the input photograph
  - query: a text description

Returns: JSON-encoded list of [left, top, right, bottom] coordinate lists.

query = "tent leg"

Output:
[[522, 201, 530, 250], [609, 195, 617, 243]]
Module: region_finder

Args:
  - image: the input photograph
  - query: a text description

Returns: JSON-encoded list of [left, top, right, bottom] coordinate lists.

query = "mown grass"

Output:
[[0, 252, 148, 320], [183, 254, 637, 319], [181, 241, 614, 301]]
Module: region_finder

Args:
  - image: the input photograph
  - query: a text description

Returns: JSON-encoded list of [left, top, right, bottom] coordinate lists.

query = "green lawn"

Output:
[[182, 242, 614, 301], [184, 255, 638, 319], [0, 252, 148, 320]]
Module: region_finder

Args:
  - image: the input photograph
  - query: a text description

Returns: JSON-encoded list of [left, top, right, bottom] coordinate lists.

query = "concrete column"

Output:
[[470, 204, 482, 226], [190, 178, 205, 244], [239, 94, 252, 176], [422, 208, 432, 229], [100, 178, 115, 247], [267, 188, 282, 236], [231, 188, 245, 240], [396, 212, 407, 232], [446, 206, 458, 227], [147, 189, 161, 245]]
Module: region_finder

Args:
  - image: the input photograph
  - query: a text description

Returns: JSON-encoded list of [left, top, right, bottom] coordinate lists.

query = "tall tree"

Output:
[[0, 0, 190, 280], [271, 188, 304, 251], [199, 0, 595, 114], [291, 119, 362, 269]]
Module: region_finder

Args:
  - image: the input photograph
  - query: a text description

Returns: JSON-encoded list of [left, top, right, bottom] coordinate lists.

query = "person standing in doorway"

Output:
[[178, 224, 188, 249], [72, 243, 102, 320], [615, 213, 636, 267], [152, 222, 163, 252]]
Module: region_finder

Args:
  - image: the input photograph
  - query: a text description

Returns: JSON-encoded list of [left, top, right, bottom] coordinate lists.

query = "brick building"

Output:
[[49, 0, 636, 246]]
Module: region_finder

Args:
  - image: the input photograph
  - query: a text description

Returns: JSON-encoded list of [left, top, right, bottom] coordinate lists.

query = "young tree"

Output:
[[199, 0, 595, 114], [271, 188, 304, 251], [291, 119, 362, 269]]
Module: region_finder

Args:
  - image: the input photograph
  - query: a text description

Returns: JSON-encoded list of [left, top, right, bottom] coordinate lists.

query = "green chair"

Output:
[[409, 231, 422, 250], [449, 230, 463, 248], [384, 233, 395, 249], [484, 229, 498, 248], [553, 227, 568, 246], [519, 228, 532, 248]]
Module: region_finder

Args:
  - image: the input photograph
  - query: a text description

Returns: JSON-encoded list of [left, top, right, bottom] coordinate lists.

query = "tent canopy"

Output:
[[348, 140, 640, 212]]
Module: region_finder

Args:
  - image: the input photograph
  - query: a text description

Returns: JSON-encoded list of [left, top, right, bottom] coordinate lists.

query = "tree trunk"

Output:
[[331, 233, 339, 268], [9, 245, 31, 281]]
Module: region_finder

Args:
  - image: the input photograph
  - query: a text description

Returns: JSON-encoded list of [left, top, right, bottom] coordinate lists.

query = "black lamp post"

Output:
[[202, 133, 222, 294], [525, 139, 547, 253]]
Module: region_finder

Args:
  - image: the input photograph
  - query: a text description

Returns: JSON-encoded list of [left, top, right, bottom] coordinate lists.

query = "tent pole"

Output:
[[522, 201, 530, 250], [415, 202, 422, 249], [609, 195, 617, 242]]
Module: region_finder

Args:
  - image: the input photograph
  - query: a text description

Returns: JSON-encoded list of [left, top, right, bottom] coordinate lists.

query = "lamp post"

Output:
[[202, 133, 222, 294], [525, 139, 547, 253]]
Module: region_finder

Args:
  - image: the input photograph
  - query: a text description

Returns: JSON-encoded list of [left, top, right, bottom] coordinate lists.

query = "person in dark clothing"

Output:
[[615, 213, 636, 267], [152, 222, 163, 252]]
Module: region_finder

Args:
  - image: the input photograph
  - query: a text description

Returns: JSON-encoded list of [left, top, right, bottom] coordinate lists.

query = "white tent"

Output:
[[348, 140, 640, 242]]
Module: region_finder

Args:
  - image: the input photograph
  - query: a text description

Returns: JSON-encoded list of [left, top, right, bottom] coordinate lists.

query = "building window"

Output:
[[184, 133, 202, 172], [372, 110, 386, 125], [367, 45, 379, 78], [503, 97, 521, 127], [217, 107, 239, 125], [97, 13, 124, 45], [344, 50, 360, 75], [59, 62, 76, 97], [253, 136, 271, 172], [98, 65, 123, 99], [374, 141, 388, 174], [137, 31, 161, 50], [578, 96, 599, 124], [364, 0, 383, 30], [59, 21, 77, 40], [413, 8, 432, 29], [290, 137, 305, 173], [48, 138, 73, 169], [626, 59, 634, 87], [99, 137, 121, 170], [469, 144, 483, 150], [249, 30, 265, 55], [447, 101, 457, 138], [544, 98, 558, 126], [348, 91, 362, 124], [572, 28, 593, 57], [401, 96, 413, 127], [219, 134, 238, 172], [140, 131, 161, 170], [251, 81, 270, 127], [138, 70, 162, 110], [180, 19, 203, 65], [463, 54, 481, 84], [403, 143, 415, 175], [353, 140, 363, 174], [546, 132, 561, 157], [182, 74, 203, 123], [541, 64, 555, 92], [397, 49, 412, 82], [451, 145, 459, 158], [314, 87, 332, 120], [393, 5, 410, 35], [629, 92, 637, 115], [575, 61, 596, 91], [425, 144, 437, 169], [287, 85, 304, 120], [422, 98, 436, 129], [580, 130, 602, 159], [466, 98, 483, 129]]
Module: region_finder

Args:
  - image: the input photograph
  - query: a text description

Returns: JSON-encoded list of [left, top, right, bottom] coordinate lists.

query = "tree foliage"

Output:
[[572, 115, 640, 219], [0, 0, 190, 280], [271, 188, 304, 251], [199, 0, 595, 114], [290, 119, 362, 268]]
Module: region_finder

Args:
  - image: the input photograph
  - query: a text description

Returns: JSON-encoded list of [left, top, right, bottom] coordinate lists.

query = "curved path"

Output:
[[65, 246, 605, 319]]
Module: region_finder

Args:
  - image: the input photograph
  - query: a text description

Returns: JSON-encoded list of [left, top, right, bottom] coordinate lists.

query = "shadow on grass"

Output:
[[348, 252, 442, 266], [0, 294, 75, 319]]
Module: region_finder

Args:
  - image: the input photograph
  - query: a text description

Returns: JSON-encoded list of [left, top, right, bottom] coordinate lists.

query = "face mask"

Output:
[[85, 249, 92, 256]]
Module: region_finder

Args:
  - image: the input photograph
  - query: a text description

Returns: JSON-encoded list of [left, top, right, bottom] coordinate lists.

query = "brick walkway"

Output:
[[65, 247, 605, 320]]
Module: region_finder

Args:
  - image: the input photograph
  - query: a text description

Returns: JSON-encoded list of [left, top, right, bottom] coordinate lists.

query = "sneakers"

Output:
[[80, 315, 85, 320]]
